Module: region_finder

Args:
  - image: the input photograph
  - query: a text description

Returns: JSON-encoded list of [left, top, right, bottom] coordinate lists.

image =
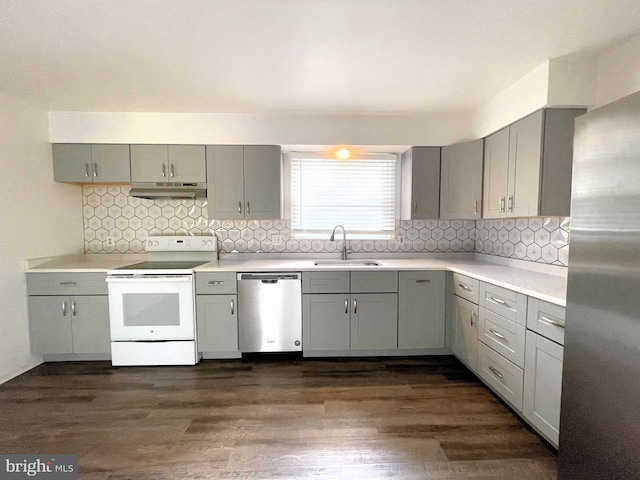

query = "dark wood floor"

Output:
[[0, 356, 557, 479]]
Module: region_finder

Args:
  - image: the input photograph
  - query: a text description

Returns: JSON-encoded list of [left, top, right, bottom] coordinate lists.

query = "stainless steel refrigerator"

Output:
[[559, 90, 640, 479]]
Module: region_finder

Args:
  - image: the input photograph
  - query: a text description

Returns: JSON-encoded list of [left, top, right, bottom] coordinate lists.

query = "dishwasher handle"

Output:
[[238, 272, 301, 281]]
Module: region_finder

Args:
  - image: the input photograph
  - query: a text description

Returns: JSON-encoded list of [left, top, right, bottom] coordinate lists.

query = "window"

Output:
[[288, 152, 397, 239]]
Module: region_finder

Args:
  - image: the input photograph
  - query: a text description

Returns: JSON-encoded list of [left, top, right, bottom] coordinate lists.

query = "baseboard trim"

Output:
[[0, 357, 43, 385]]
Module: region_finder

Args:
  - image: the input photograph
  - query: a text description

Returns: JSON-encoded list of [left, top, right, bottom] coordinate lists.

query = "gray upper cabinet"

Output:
[[482, 108, 585, 219], [401, 147, 440, 219], [53, 144, 131, 183], [130, 145, 206, 183], [440, 139, 483, 219], [206, 145, 281, 220]]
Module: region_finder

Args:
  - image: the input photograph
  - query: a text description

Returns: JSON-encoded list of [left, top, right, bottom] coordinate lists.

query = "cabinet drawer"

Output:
[[26, 272, 107, 295], [351, 271, 398, 293], [477, 341, 524, 412], [478, 307, 526, 368], [453, 273, 479, 304], [302, 271, 350, 293], [196, 272, 237, 294], [479, 282, 527, 325], [527, 298, 565, 345]]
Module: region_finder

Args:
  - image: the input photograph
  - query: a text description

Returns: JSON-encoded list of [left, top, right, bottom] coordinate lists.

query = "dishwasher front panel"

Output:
[[237, 273, 302, 353]]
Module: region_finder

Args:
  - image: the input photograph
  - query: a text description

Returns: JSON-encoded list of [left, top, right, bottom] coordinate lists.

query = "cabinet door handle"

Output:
[[161, 164, 166, 178], [71, 300, 76, 316], [490, 296, 507, 305], [170, 164, 175, 178], [508, 194, 513, 212], [490, 329, 505, 339], [488, 365, 504, 379], [540, 315, 565, 329], [416, 279, 431, 284], [353, 298, 357, 314], [500, 196, 505, 213], [474, 199, 478, 215], [458, 283, 471, 292], [208, 281, 225, 285], [84, 163, 90, 178], [345, 298, 349, 314], [59, 281, 77, 286], [93, 163, 98, 178], [238, 201, 242, 215], [413, 201, 417, 216], [61, 301, 67, 316], [246, 201, 250, 216], [470, 310, 476, 327], [230, 299, 235, 315]]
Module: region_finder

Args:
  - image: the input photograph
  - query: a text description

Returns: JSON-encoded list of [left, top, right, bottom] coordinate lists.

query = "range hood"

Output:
[[128, 182, 207, 200]]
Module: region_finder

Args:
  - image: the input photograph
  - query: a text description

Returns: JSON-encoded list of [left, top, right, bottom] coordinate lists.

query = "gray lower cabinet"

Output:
[[130, 144, 206, 183], [206, 145, 281, 220], [53, 144, 131, 183], [196, 294, 239, 354], [303, 294, 351, 351], [28, 295, 110, 355], [350, 293, 398, 350], [523, 331, 563, 447], [400, 146, 441, 219], [440, 140, 483, 219], [398, 271, 445, 349], [452, 296, 478, 371]]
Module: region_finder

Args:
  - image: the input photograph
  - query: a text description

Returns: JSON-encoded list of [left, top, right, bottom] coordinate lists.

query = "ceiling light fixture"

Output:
[[336, 148, 351, 160]]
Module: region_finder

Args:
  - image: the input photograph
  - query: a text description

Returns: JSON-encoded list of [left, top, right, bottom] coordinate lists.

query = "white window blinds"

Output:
[[290, 152, 397, 239]]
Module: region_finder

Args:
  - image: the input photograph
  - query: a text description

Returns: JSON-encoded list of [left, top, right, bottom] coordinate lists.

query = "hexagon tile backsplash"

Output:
[[82, 186, 570, 266]]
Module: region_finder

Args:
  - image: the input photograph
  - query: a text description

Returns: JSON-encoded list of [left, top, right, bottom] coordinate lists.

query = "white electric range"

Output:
[[106, 236, 217, 366]]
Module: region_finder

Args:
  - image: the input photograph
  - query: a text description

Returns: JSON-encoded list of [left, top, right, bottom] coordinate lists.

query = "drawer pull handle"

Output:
[[345, 298, 349, 314], [490, 329, 505, 339], [208, 281, 225, 285], [61, 301, 67, 316], [416, 279, 431, 284], [488, 365, 504, 379], [540, 315, 565, 329], [490, 296, 507, 305], [458, 283, 471, 291], [60, 281, 77, 286], [230, 299, 235, 315]]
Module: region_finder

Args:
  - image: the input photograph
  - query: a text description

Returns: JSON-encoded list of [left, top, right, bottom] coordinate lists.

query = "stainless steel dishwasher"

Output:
[[237, 272, 302, 353]]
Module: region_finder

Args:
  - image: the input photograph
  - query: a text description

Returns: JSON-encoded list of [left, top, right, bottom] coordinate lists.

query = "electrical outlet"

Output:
[[106, 236, 115, 247], [271, 234, 282, 245]]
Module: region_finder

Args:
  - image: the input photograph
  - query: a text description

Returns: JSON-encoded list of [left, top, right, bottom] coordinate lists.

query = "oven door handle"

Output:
[[106, 276, 192, 283]]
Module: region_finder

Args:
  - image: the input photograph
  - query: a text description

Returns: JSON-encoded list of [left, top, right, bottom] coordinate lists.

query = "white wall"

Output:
[[48, 111, 471, 149], [0, 92, 84, 384], [595, 33, 640, 107]]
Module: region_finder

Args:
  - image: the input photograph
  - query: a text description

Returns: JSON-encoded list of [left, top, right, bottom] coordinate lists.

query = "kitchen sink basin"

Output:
[[313, 260, 381, 266]]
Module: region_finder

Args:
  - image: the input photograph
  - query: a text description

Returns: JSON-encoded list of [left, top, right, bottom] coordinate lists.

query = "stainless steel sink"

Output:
[[313, 260, 381, 266]]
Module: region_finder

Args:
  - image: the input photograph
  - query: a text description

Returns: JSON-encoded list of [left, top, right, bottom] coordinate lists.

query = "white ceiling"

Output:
[[2, 0, 640, 115]]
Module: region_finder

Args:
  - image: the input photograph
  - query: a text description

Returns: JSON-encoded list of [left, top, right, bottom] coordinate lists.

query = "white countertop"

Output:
[[25, 253, 567, 306]]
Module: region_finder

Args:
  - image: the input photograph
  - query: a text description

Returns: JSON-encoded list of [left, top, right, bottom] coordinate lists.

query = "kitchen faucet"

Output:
[[330, 225, 349, 260]]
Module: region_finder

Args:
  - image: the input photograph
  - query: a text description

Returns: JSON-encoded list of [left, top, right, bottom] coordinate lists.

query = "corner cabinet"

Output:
[[482, 108, 586, 219], [440, 139, 483, 220], [206, 145, 281, 220], [401, 147, 440, 219], [130, 145, 206, 183], [53, 144, 131, 183], [451, 273, 480, 371], [398, 271, 446, 349], [26, 272, 111, 358]]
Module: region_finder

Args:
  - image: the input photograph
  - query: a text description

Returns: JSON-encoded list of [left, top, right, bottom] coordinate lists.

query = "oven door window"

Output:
[[108, 276, 195, 341], [123, 293, 180, 326]]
